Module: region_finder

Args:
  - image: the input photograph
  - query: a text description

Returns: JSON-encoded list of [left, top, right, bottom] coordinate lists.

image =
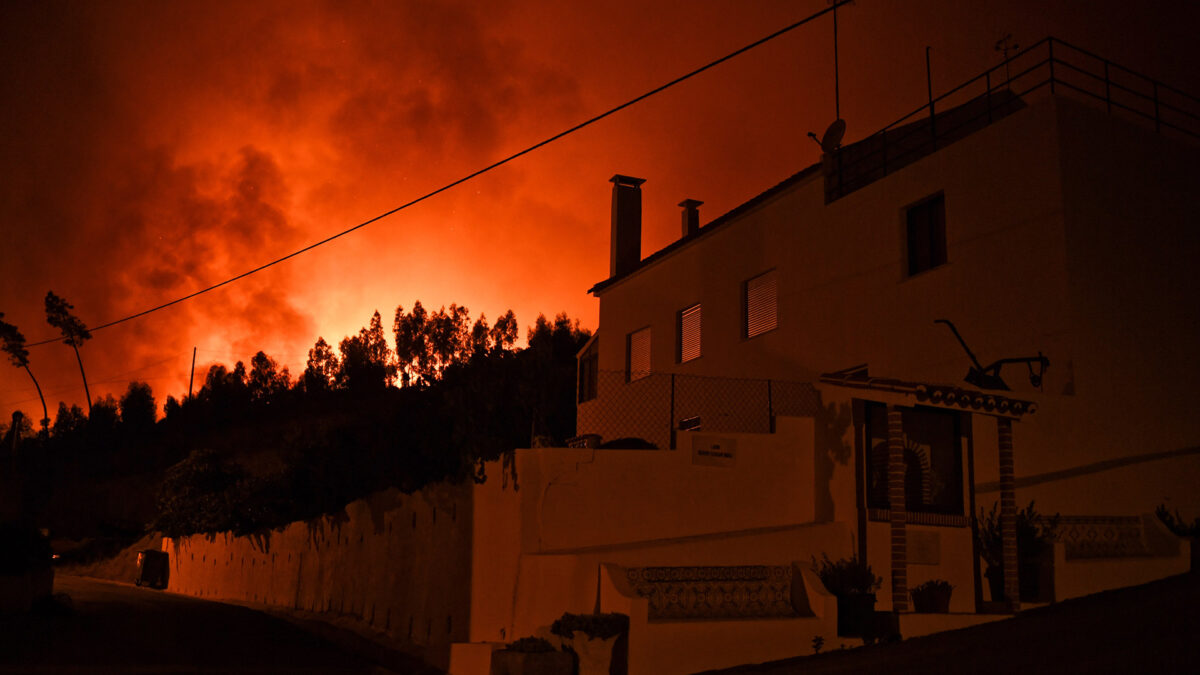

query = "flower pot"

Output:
[[835, 593, 876, 636], [490, 649, 573, 675], [910, 585, 952, 613]]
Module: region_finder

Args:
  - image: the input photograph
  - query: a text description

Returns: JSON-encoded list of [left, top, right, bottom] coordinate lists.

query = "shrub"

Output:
[[1156, 504, 1200, 538], [910, 579, 954, 595], [550, 612, 630, 640], [812, 553, 882, 596], [975, 500, 1060, 570], [504, 636, 557, 653]]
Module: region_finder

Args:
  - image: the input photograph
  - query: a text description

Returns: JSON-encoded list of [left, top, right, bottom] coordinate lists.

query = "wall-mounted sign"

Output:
[[692, 435, 736, 467]]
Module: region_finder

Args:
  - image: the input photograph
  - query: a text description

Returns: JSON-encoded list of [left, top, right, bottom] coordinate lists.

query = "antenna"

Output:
[[995, 33, 1020, 84], [820, 119, 846, 153]]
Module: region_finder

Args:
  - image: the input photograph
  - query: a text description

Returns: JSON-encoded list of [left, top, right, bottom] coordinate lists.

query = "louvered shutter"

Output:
[[627, 327, 651, 381], [678, 304, 701, 363], [744, 271, 777, 338]]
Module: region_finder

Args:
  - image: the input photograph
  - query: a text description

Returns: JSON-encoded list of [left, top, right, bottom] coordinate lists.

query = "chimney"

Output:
[[679, 199, 702, 238], [610, 174, 645, 277]]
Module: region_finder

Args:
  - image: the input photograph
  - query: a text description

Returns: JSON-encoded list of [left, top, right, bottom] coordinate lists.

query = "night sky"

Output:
[[3, 0, 1197, 421]]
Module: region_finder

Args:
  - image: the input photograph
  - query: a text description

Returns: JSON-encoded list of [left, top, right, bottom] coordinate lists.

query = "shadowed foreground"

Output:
[[0, 575, 387, 673], [701, 573, 1200, 675]]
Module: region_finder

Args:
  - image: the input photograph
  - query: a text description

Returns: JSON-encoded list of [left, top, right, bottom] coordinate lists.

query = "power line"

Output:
[[25, 0, 849, 348]]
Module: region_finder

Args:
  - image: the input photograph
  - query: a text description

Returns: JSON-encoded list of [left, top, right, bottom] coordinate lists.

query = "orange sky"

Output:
[[2, 0, 1197, 422]]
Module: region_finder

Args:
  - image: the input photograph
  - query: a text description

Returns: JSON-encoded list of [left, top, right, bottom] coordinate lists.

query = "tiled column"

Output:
[[997, 417, 1020, 612], [887, 406, 908, 612]]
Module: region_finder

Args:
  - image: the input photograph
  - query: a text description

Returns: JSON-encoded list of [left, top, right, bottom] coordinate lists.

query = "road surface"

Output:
[[0, 575, 390, 673]]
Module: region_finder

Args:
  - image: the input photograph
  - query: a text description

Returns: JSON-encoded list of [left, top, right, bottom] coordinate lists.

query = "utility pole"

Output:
[[188, 346, 197, 399]]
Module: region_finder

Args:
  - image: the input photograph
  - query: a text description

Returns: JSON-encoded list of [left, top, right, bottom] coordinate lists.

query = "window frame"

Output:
[[742, 269, 778, 339], [625, 326, 651, 382], [676, 303, 702, 364], [904, 192, 948, 277]]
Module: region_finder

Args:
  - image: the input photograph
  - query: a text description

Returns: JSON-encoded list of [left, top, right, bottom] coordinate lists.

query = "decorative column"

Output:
[[997, 417, 1020, 612], [887, 405, 908, 612]]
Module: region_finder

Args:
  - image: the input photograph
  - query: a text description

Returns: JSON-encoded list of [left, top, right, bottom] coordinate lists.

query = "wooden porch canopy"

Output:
[[820, 365, 1037, 613]]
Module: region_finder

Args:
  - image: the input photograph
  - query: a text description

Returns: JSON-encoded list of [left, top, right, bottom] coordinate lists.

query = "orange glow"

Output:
[[2, 1, 1197, 418]]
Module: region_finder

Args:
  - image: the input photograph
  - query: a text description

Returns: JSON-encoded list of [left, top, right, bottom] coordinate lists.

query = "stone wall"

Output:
[[163, 482, 471, 669]]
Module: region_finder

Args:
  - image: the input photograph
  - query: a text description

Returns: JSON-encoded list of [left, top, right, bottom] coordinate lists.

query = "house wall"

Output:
[[163, 483, 472, 670], [588, 93, 1200, 518], [467, 416, 863, 645]]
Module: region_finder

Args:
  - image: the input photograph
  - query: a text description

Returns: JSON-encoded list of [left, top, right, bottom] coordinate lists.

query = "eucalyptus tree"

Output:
[[44, 291, 94, 413], [0, 312, 49, 434]]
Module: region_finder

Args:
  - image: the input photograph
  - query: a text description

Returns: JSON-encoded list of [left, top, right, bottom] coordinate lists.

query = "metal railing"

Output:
[[826, 37, 1200, 202], [576, 371, 821, 450]]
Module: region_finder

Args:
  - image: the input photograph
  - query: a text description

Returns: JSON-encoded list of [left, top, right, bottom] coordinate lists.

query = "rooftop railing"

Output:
[[826, 37, 1200, 202]]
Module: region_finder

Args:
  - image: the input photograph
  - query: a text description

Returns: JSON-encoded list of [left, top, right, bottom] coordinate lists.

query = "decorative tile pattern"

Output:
[[1055, 516, 1149, 559], [625, 566, 796, 620]]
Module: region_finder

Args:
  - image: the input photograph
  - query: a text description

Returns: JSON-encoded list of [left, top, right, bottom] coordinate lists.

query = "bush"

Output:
[[550, 612, 629, 640], [910, 579, 954, 595], [504, 637, 557, 653], [975, 500, 1060, 570], [1156, 504, 1200, 538], [813, 553, 882, 596]]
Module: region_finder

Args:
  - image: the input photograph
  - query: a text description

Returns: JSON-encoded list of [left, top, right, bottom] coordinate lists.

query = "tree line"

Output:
[[2, 296, 589, 538]]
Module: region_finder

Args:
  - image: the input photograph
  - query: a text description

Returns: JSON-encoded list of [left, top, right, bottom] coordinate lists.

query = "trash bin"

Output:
[[135, 549, 169, 589]]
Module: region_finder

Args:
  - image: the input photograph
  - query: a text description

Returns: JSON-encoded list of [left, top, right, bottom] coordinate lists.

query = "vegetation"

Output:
[[812, 553, 882, 597], [1155, 504, 1200, 538], [504, 637, 558, 653], [1, 299, 590, 539], [975, 500, 1061, 572], [550, 612, 630, 640]]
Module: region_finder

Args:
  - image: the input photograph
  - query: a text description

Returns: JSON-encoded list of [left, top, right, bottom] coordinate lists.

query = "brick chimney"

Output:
[[610, 174, 645, 277], [679, 199, 702, 238]]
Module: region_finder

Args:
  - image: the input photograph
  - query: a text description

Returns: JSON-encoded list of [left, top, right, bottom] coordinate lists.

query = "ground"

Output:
[[0, 575, 391, 674]]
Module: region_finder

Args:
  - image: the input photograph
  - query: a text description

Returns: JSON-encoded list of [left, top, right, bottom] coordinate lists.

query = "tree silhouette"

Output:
[[302, 337, 339, 393], [338, 311, 394, 392], [0, 312, 49, 434], [427, 303, 471, 379], [393, 301, 428, 387], [119, 381, 157, 433], [248, 351, 290, 403], [44, 291, 94, 413], [490, 310, 518, 353]]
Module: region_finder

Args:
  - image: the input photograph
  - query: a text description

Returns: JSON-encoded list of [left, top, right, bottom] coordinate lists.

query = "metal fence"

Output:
[[576, 371, 821, 450], [826, 37, 1200, 202]]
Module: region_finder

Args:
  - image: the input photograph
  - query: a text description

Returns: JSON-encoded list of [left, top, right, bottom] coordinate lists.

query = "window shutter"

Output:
[[678, 304, 701, 363], [627, 328, 651, 381], [745, 271, 777, 338]]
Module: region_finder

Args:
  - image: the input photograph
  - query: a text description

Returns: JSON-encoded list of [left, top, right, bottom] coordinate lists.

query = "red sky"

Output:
[[2, 0, 1197, 422]]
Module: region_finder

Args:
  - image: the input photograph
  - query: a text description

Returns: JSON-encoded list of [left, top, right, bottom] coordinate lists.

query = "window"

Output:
[[626, 327, 651, 382], [864, 403, 964, 515], [906, 194, 947, 275], [677, 304, 701, 363], [743, 270, 777, 338]]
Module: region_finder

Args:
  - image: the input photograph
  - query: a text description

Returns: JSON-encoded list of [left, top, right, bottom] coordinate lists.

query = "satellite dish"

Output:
[[820, 119, 846, 153]]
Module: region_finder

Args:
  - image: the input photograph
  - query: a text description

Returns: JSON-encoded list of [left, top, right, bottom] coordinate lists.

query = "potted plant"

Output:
[[489, 636, 572, 675], [1156, 504, 1200, 572], [813, 553, 882, 637], [975, 501, 1060, 603], [550, 612, 629, 675], [910, 579, 954, 613]]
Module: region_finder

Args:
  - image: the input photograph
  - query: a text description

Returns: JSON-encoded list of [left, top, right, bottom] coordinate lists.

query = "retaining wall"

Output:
[[163, 482, 472, 669]]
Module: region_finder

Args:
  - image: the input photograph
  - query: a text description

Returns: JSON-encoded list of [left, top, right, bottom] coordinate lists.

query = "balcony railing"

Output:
[[826, 37, 1200, 202], [576, 371, 821, 450]]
